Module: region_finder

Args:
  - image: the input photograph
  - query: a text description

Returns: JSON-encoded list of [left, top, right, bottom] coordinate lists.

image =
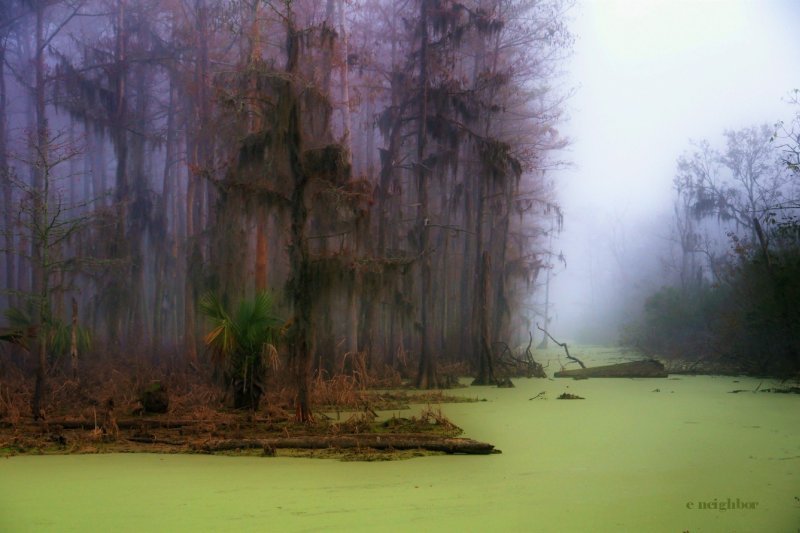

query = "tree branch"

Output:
[[536, 323, 585, 368]]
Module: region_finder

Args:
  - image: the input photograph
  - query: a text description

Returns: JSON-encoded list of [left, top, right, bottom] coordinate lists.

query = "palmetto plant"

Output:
[[199, 291, 282, 410], [2, 306, 91, 360]]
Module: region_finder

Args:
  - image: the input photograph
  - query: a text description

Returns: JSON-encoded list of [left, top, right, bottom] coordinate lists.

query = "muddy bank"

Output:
[[0, 403, 497, 459]]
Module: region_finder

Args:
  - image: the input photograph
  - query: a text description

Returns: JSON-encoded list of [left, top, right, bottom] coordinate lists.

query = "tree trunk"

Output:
[[289, 171, 314, 423], [347, 279, 359, 360], [337, 0, 351, 143], [491, 183, 513, 343], [32, 144, 51, 420], [359, 296, 376, 373], [472, 251, 496, 385], [243, 0, 268, 296], [30, 21, 53, 415], [285, 18, 314, 424], [153, 79, 176, 352], [537, 224, 554, 349], [0, 42, 13, 309], [255, 209, 269, 291], [183, 0, 211, 365], [127, 67, 150, 343], [32, 336, 47, 420], [31, 2, 46, 305], [32, 180, 49, 418], [415, 0, 435, 389], [108, 0, 129, 345], [70, 298, 78, 380], [459, 157, 476, 360], [470, 162, 488, 373], [184, 154, 198, 364]]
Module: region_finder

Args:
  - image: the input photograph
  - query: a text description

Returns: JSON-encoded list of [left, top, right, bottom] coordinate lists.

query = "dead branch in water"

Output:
[[493, 340, 546, 378], [536, 324, 586, 369]]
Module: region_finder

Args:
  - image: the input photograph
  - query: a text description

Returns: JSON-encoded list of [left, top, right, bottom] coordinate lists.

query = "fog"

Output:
[[549, 0, 800, 343], [0, 0, 798, 410], [0, 0, 580, 409], [3, 4, 800, 531]]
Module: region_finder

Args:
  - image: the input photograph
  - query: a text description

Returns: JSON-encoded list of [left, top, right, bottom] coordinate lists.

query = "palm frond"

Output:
[[199, 291, 284, 410], [48, 319, 92, 356], [198, 292, 228, 322], [4, 307, 33, 329], [200, 291, 282, 368]]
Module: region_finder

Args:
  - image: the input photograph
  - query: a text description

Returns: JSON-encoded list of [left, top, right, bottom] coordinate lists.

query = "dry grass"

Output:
[[0, 352, 490, 461], [370, 364, 404, 388], [311, 372, 361, 409], [0, 347, 480, 432], [417, 405, 461, 433], [0, 354, 228, 427], [328, 409, 377, 434]]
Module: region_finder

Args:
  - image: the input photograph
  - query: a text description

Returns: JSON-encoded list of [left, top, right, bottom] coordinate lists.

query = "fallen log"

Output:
[[554, 359, 667, 378], [28, 417, 237, 430], [197, 434, 499, 455], [127, 436, 187, 446]]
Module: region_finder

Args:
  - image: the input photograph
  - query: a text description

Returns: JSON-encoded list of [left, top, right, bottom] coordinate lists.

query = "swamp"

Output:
[[2, 349, 800, 532], [1, 0, 800, 532]]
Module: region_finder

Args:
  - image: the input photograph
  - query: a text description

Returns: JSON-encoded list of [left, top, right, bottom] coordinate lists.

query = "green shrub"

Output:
[[625, 230, 800, 377], [622, 285, 722, 360], [199, 291, 283, 410]]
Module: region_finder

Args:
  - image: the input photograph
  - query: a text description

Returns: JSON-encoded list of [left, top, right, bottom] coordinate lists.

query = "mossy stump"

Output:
[[140, 381, 169, 414]]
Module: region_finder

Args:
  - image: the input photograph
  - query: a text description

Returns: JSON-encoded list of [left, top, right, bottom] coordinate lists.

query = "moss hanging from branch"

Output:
[[302, 144, 351, 185], [308, 252, 418, 295], [237, 130, 273, 168], [477, 138, 523, 185]]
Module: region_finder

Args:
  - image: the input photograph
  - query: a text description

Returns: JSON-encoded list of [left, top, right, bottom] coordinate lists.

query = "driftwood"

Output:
[[536, 324, 585, 369], [492, 332, 546, 379], [197, 434, 498, 455], [554, 360, 667, 378]]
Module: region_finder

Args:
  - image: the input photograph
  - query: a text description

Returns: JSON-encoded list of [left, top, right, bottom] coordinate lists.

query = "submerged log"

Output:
[[554, 359, 667, 378], [198, 434, 499, 455]]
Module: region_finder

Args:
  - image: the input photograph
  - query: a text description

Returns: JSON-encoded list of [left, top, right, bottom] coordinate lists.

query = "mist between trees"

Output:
[[0, 0, 573, 418], [619, 113, 800, 378]]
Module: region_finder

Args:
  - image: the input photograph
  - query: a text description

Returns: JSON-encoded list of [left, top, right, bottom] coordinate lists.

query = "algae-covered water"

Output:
[[2, 349, 799, 532]]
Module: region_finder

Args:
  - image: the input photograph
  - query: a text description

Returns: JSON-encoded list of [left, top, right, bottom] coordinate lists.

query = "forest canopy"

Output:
[[0, 0, 572, 419]]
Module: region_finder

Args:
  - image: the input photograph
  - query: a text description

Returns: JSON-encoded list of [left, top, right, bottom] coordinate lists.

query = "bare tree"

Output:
[[6, 131, 95, 418], [678, 125, 791, 243]]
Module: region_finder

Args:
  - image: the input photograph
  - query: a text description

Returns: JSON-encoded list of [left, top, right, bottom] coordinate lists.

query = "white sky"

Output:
[[548, 0, 800, 341]]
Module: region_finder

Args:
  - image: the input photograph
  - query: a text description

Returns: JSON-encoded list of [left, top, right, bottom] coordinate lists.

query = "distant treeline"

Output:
[[623, 118, 800, 377]]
